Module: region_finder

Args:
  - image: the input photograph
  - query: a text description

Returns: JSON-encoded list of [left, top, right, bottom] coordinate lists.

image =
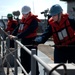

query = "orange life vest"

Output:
[[5, 20, 18, 34], [49, 14, 75, 46], [18, 13, 41, 38]]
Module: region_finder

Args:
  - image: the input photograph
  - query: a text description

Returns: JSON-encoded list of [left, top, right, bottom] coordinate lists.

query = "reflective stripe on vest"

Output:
[[18, 14, 40, 38]]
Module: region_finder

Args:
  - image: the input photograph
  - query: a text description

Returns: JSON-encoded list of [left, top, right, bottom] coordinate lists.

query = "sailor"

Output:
[[33, 4, 75, 63], [9, 5, 41, 75]]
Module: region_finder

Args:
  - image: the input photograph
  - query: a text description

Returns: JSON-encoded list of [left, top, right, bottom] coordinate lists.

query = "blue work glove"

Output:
[[32, 37, 42, 46]]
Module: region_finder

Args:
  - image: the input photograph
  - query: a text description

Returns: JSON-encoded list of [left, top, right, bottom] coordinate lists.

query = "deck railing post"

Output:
[[0, 34, 1, 55], [14, 38, 18, 75], [6, 37, 10, 75], [31, 48, 36, 75]]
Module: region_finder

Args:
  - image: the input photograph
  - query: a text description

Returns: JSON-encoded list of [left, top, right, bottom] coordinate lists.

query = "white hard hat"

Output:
[[21, 5, 31, 14]]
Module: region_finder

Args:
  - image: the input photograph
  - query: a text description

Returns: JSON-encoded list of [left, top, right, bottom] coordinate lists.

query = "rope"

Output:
[[49, 63, 67, 75], [49, 44, 75, 47]]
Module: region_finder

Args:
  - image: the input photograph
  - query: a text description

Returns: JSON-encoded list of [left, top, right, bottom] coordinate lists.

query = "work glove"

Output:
[[32, 37, 42, 46], [32, 40, 38, 46]]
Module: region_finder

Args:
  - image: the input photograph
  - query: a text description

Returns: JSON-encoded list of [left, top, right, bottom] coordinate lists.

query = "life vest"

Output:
[[5, 20, 18, 34], [49, 14, 75, 46], [18, 13, 41, 38]]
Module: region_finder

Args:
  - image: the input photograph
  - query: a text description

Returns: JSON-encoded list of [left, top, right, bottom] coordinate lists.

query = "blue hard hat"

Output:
[[49, 4, 63, 16]]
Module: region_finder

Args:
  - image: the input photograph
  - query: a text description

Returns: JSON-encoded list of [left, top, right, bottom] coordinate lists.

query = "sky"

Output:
[[0, 0, 67, 19]]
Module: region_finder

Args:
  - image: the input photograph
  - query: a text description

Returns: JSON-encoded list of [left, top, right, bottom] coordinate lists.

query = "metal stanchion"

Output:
[[31, 49, 36, 75]]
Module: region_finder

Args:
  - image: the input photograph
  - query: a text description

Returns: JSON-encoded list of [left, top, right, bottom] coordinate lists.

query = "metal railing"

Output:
[[0, 26, 67, 75]]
